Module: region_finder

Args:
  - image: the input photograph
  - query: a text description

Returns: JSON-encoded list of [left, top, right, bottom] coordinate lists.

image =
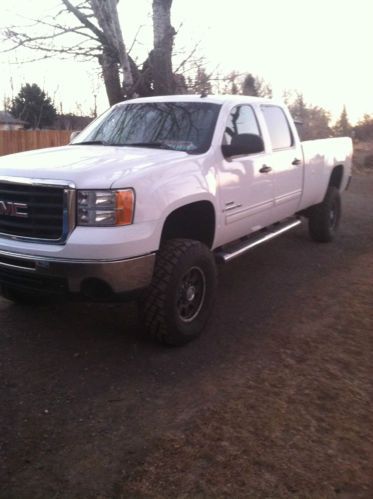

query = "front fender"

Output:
[[127, 156, 219, 224]]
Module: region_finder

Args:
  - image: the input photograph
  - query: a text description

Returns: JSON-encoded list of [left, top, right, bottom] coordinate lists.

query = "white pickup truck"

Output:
[[0, 95, 352, 345]]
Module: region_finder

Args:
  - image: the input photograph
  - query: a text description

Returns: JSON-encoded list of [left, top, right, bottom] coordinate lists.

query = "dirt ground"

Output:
[[1, 173, 373, 498]]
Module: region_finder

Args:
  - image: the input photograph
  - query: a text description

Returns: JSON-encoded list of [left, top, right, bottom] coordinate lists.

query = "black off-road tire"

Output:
[[308, 186, 341, 243], [141, 239, 217, 346]]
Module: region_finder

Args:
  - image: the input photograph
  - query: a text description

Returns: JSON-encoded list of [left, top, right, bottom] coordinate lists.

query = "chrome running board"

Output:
[[215, 217, 302, 263]]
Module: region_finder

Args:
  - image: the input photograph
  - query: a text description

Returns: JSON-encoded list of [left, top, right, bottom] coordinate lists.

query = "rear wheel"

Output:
[[141, 239, 217, 346], [308, 186, 341, 242]]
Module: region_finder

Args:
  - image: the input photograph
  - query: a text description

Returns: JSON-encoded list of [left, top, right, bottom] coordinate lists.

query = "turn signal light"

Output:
[[116, 190, 135, 225]]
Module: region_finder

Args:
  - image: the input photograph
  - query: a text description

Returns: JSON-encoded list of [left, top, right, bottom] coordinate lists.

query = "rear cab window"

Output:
[[261, 105, 294, 150]]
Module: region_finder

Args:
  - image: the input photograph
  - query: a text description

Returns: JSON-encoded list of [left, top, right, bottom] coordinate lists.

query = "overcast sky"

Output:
[[1, 0, 372, 123]]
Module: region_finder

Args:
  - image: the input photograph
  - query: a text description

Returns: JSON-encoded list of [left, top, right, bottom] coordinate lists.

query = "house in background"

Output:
[[0, 111, 27, 130]]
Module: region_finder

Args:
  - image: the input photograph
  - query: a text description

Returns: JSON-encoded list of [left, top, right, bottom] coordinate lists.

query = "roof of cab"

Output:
[[115, 94, 284, 107]]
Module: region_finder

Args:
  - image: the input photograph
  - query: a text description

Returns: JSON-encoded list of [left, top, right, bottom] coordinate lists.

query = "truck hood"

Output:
[[0, 145, 188, 188]]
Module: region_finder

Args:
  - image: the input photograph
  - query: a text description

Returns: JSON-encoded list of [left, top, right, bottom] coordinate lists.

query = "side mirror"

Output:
[[70, 130, 81, 142], [222, 133, 264, 158]]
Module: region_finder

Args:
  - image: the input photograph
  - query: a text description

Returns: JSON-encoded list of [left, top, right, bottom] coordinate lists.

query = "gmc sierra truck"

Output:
[[0, 95, 352, 345]]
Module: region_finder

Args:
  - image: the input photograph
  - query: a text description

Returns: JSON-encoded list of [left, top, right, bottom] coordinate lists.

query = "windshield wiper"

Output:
[[124, 142, 175, 150], [72, 140, 111, 146]]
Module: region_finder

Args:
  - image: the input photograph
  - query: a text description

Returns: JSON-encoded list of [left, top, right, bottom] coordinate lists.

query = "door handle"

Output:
[[292, 158, 302, 166], [259, 165, 272, 173]]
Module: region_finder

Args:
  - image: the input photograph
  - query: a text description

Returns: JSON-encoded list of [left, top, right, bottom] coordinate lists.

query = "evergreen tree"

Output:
[[192, 67, 212, 95], [10, 83, 57, 129], [230, 81, 239, 95], [354, 114, 373, 141], [222, 71, 239, 95], [333, 106, 352, 137], [241, 73, 272, 98], [288, 93, 332, 140], [241, 74, 258, 96]]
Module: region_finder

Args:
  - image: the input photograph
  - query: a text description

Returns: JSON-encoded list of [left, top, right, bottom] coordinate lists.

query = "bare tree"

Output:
[[87, 0, 134, 101], [152, 0, 175, 95], [2, 0, 176, 105]]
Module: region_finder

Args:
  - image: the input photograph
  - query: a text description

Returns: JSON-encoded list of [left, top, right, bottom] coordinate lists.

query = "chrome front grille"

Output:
[[0, 177, 76, 244]]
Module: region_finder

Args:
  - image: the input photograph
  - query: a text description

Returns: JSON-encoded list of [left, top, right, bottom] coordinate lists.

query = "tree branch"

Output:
[[61, 0, 107, 46], [127, 24, 145, 56], [174, 42, 200, 74]]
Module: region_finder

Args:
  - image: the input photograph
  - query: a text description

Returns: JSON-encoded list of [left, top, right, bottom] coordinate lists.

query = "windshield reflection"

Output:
[[72, 102, 221, 154]]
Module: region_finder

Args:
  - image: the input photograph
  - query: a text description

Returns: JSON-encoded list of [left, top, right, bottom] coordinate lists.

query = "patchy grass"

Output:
[[122, 254, 373, 498]]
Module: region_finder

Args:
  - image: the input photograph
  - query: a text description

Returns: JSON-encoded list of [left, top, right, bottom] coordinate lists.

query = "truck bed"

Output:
[[300, 137, 353, 209]]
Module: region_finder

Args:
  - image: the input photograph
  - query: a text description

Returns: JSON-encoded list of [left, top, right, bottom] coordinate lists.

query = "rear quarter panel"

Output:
[[300, 137, 353, 209]]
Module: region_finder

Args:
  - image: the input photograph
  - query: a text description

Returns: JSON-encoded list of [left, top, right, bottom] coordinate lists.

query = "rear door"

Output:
[[260, 105, 303, 220]]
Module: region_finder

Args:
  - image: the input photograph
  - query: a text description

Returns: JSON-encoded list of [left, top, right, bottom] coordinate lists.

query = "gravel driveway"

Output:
[[1, 174, 373, 498]]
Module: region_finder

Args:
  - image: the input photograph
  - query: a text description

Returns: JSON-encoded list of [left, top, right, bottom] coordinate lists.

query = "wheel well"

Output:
[[329, 165, 344, 189], [161, 201, 215, 248]]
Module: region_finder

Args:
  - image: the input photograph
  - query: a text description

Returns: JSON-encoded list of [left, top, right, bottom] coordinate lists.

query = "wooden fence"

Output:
[[0, 130, 71, 156]]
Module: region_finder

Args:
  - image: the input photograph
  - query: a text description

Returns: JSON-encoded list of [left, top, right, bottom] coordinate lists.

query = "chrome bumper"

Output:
[[0, 249, 156, 295]]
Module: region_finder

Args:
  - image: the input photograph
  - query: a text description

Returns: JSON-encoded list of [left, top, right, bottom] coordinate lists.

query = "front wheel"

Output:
[[141, 239, 217, 346], [308, 186, 341, 243]]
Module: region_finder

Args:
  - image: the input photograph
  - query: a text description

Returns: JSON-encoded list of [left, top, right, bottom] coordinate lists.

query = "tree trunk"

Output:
[[152, 0, 175, 95], [91, 0, 133, 99], [99, 49, 124, 106]]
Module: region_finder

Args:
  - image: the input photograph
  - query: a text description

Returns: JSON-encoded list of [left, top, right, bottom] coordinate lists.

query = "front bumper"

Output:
[[0, 249, 155, 298]]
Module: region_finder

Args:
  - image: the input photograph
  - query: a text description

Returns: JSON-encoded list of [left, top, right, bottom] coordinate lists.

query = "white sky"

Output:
[[1, 0, 372, 123]]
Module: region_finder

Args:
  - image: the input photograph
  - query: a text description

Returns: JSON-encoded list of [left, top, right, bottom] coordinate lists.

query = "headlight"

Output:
[[77, 189, 135, 226]]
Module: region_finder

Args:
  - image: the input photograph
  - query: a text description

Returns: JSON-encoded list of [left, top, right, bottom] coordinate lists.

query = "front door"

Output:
[[217, 104, 275, 246]]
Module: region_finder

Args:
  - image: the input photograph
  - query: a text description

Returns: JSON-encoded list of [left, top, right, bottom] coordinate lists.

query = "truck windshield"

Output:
[[72, 102, 221, 154]]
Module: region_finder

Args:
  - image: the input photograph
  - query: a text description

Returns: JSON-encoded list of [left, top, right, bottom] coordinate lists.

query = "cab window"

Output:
[[261, 105, 294, 150], [224, 105, 261, 145]]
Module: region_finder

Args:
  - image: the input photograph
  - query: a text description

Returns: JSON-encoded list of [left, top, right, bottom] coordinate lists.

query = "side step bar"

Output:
[[215, 218, 302, 264]]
